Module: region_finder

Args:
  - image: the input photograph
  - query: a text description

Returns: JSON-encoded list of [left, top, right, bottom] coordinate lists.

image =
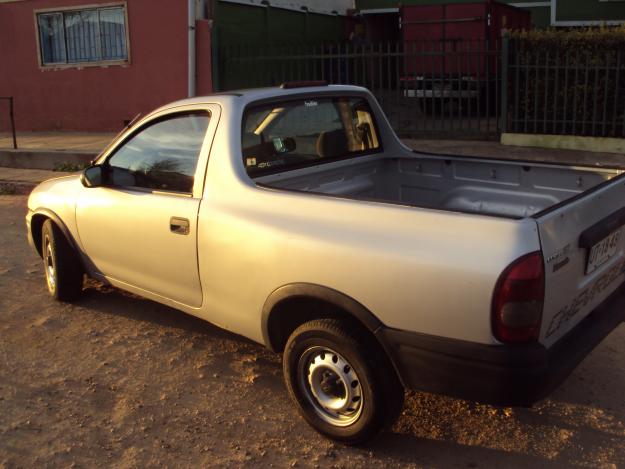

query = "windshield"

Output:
[[241, 96, 381, 175]]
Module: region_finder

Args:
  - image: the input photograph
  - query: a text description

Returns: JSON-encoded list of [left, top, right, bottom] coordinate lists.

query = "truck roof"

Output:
[[153, 84, 369, 114]]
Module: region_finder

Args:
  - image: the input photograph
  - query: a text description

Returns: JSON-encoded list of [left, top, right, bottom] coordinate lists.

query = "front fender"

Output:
[[28, 207, 80, 257]]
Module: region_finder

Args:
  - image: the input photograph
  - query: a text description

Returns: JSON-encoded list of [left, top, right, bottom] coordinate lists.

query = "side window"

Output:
[[107, 112, 209, 193]]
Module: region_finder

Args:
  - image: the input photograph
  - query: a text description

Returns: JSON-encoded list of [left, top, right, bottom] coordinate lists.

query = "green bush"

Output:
[[511, 25, 625, 52], [508, 26, 625, 137]]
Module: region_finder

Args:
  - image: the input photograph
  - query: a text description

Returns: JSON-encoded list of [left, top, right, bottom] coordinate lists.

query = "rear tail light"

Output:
[[492, 252, 545, 344]]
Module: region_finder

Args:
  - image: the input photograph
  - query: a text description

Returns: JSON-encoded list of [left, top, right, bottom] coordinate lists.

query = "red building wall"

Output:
[[0, 0, 212, 132]]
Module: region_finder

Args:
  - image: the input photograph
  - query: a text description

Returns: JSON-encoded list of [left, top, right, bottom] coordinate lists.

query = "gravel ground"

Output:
[[1, 195, 624, 468]]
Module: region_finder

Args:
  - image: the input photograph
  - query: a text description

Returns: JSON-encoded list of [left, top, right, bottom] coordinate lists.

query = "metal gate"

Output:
[[218, 40, 503, 140]]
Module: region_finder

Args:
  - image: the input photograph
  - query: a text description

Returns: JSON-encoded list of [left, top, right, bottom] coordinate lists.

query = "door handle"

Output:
[[170, 217, 190, 235]]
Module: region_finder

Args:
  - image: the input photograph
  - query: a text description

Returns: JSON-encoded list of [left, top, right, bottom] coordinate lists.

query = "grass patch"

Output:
[[0, 184, 18, 195], [53, 162, 87, 172]]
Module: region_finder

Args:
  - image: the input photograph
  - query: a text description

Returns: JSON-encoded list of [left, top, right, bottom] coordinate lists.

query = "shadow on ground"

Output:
[[69, 280, 625, 468]]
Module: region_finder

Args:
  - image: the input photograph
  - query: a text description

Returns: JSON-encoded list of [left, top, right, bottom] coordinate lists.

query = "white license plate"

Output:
[[586, 230, 621, 274]]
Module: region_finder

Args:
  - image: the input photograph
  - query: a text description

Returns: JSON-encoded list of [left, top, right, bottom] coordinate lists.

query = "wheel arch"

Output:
[[30, 209, 80, 259], [261, 283, 385, 353]]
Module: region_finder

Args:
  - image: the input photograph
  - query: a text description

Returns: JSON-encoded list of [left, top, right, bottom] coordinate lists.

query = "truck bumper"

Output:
[[377, 283, 625, 407]]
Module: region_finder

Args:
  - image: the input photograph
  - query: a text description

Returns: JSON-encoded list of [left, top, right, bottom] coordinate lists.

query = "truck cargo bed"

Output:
[[256, 154, 621, 219]]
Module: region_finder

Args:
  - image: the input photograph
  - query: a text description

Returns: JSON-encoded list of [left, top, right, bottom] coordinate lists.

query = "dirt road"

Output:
[[1, 195, 624, 468]]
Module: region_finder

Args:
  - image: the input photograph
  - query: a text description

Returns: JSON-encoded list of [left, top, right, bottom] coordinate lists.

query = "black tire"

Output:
[[283, 318, 404, 444], [41, 219, 84, 301]]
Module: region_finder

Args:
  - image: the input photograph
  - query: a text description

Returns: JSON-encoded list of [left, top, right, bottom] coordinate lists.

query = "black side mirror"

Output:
[[80, 165, 103, 188]]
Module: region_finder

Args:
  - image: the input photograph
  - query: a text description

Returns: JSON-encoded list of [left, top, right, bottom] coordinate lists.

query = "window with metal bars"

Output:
[[36, 5, 128, 66]]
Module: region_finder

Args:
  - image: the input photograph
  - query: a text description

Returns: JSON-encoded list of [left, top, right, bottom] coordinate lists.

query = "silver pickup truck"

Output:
[[26, 83, 625, 443]]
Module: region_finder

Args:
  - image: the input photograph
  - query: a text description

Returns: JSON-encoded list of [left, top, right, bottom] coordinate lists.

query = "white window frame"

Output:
[[34, 2, 131, 70]]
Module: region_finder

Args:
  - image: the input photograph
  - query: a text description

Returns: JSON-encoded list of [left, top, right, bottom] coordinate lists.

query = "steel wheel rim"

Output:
[[44, 234, 56, 291], [297, 346, 363, 427]]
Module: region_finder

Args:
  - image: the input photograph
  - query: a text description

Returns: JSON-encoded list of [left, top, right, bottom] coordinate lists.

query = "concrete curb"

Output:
[[0, 149, 96, 170]]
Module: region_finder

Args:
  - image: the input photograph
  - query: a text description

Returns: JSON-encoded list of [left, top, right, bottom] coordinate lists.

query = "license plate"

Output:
[[586, 230, 621, 274]]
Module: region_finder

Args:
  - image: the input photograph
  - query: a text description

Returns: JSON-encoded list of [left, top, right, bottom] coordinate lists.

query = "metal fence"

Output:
[[218, 37, 625, 140], [505, 39, 625, 138], [0, 97, 17, 149], [218, 40, 503, 139]]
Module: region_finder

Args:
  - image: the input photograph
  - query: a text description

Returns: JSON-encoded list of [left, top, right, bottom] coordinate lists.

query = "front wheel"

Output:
[[41, 219, 84, 301], [283, 318, 404, 444]]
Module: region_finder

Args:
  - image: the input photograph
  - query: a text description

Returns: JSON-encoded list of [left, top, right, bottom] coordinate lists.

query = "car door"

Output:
[[76, 105, 219, 308]]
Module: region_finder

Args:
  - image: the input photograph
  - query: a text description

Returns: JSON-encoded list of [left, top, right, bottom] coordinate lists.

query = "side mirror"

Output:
[[80, 165, 103, 188]]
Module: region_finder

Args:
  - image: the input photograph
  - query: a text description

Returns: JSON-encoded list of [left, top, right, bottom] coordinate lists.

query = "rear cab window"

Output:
[[241, 96, 381, 176]]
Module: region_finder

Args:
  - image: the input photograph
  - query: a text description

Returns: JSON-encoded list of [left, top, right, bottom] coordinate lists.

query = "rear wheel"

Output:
[[41, 219, 84, 301], [283, 318, 404, 444]]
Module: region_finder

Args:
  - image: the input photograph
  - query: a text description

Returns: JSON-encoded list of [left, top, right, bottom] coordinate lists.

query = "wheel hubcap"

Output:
[[44, 235, 56, 291], [298, 346, 363, 427]]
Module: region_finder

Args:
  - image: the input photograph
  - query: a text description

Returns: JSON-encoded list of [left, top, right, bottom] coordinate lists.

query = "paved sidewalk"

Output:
[[0, 133, 113, 192], [406, 139, 625, 168], [0, 132, 113, 171], [2, 132, 624, 168], [2, 133, 624, 194]]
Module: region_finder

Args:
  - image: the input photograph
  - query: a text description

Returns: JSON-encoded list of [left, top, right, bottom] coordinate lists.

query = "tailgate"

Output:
[[536, 173, 625, 347]]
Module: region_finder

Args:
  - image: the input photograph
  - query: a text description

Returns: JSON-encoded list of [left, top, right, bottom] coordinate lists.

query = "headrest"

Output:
[[316, 130, 348, 159]]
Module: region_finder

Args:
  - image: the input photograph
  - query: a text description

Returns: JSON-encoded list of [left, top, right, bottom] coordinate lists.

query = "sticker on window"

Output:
[[258, 159, 284, 169], [304, 100, 318, 107]]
